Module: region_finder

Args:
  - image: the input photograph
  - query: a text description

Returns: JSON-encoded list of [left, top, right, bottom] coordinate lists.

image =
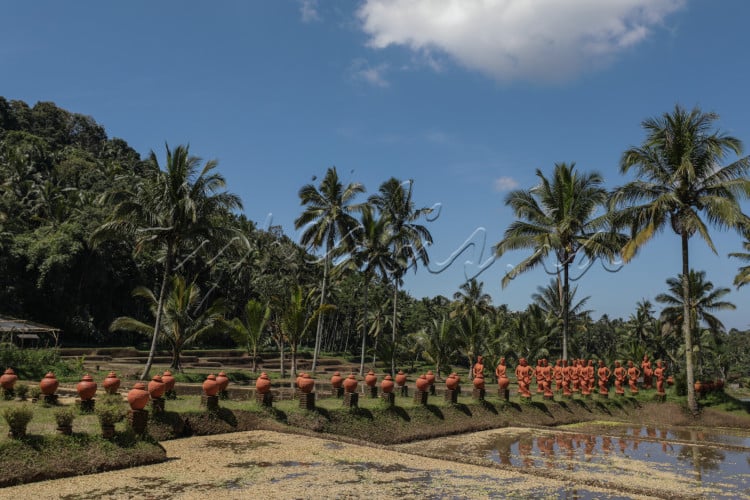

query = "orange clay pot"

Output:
[[381, 375, 394, 394], [0, 368, 18, 390], [395, 370, 407, 387], [416, 374, 430, 392], [425, 370, 436, 386], [103, 371, 121, 394], [203, 374, 220, 397], [446, 373, 458, 391], [148, 375, 166, 399], [76, 374, 98, 401], [40, 372, 59, 395], [216, 371, 229, 392], [330, 371, 343, 389], [255, 372, 271, 394], [161, 370, 176, 392], [298, 373, 315, 394], [473, 373, 485, 390], [343, 374, 358, 393], [365, 370, 378, 387], [127, 382, 150, 410]]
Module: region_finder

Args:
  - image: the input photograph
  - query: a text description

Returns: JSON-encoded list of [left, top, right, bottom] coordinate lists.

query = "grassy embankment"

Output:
[[2, 383, 749, 487]]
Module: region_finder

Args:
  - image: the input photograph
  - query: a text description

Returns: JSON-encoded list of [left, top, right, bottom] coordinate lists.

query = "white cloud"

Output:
[[357, 0, 685, 82], [350, 59, 390, 87], [299, 0, 321, 23], [494, 176, 519, 192]]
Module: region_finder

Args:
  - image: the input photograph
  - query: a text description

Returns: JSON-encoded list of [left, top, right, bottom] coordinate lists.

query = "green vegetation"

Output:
[[2, 404, 34, 438], [2, 97, 750, 404]]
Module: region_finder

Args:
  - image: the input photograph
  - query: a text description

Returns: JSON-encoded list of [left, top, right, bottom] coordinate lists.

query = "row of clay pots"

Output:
[[202, 371, 230, 397]]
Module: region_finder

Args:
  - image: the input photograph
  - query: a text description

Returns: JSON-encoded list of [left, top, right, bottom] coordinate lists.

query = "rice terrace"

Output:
[[3, 1, 750, 499]]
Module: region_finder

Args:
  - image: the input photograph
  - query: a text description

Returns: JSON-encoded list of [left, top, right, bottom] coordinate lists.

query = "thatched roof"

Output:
[[0, 316, 61, 346]]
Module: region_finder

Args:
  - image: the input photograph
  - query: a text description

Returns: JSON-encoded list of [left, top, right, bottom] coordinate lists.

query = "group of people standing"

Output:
[[472, 355, 668, 399]]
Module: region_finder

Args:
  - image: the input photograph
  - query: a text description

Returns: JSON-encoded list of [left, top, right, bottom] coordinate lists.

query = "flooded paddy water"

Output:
[[393, 423, 750, 499]]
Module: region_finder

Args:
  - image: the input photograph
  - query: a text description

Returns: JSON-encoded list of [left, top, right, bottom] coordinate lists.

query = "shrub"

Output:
[[15, 383, 28, 400], [54, 407, 76, 428], [95, 403, 125, 427], [28, 386, 41, 400], [3, 405, 34, 438]]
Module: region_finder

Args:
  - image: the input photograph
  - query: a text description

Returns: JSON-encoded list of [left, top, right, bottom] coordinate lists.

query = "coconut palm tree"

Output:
[[451, 278, 494, 319], [369, 178, 433, 375], [276, 284, 335, 378], [612, 105, 750, 412], [416, 315, 458, 379], [495, 162, 624, 361], [110, 275, 226, 371], [294, 167, 364, 372], [224, 299, 271, 373], [729, 236, 750, 289], [656, 270, 735, 380], [95, 144, 241, 379], [343, 205, 396, 374]]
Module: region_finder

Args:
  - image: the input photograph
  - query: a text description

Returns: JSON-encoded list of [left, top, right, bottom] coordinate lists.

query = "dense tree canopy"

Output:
[[2, 98, 750, 392]]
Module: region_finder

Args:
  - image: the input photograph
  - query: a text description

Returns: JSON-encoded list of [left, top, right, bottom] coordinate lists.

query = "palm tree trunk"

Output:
[[291, 344, 297, 380], [171, 344, 181, 371], [562, 260, 569, 362], [251, 344, 257, 373], [682, 232, 697, 413], [311, 250, 329, 373], [359, 282, 369, 376], [391, 281, 398, 376], [141, 254, 172, 380]]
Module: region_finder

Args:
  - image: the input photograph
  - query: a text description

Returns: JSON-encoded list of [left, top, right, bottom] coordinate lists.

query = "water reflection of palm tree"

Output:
[[660, 429, 674, 454]]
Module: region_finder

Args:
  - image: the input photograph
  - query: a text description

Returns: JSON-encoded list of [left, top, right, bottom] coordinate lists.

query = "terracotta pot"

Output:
[[473, 373, 485, 390], [416, 374, 430, 392], [148, 375, 166, 399], [694, 381, 702, 394], [127, 382, 150, 410], [381, 375, 394, 394], [76, 374, 98, 401], [365, 370, 377, 387], [295, 372, 305, 389], [330, 371, 343, 389], [40, 372, 59, 395], [161, 370, 176, 392], [203, 374, 220, 397], [498, 375, 510, 390], [255, 372, 271, 394], [298, 373, 315, 394], [425, 370, 436, 386], [216, 371, 229, 392], [395, 370, 407, 387], [446, 374, 458, 391], [343, 374, 358, 393], [451, 373, 461, 385], [0, 368, 18, 390], [103, 372, 121, 394]]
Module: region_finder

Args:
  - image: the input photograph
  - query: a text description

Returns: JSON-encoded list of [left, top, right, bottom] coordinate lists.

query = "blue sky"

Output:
[[4, 0, 750, 329]]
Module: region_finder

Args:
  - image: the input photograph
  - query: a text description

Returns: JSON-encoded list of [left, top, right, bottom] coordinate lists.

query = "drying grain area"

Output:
[[1, 429, 657, 500]]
